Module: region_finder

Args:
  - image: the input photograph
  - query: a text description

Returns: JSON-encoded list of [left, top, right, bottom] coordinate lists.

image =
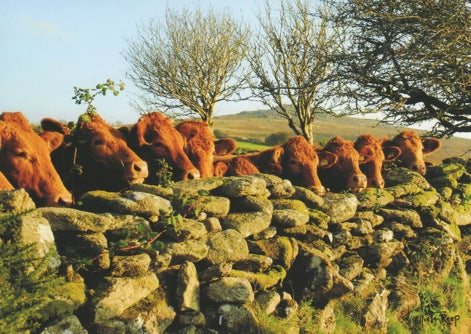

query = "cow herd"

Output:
[[0, 111, 441, 207]]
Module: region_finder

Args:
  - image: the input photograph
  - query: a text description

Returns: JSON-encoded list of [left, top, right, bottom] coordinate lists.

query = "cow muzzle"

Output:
[[348, 173, 367, 193]]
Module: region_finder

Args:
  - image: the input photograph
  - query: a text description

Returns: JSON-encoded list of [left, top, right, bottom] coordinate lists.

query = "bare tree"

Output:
[[328, 0, 471, 137], [249, 0, 347, 144], [125, 8, 250, 128]]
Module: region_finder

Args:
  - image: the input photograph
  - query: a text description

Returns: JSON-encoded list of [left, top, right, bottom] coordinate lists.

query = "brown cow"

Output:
[[0, 112, 72, 206], [0, 171, 14, 190], [382, 130, 441, 175], [318, 136, 373, 193], [126, 112, 200, 182], [354, 134, 402, 188], [214, 136, 338, 196], [175, 120, 238, 178], [41, 113, 148, 196]]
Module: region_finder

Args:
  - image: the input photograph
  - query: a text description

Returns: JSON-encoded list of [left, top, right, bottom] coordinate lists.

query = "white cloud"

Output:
[[19, 15, 69, 41]]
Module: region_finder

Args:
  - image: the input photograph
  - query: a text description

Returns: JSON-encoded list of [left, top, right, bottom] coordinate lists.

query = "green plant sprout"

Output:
[[72, 79, 125, 115]]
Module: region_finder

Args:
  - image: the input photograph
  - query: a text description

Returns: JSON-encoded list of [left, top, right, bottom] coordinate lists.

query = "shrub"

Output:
[[265, 132, 291, 146]]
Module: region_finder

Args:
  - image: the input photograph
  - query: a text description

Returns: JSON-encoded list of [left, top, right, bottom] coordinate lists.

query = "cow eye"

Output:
[[15, 151, 28, 158], [93, 139, 104, 146], [287, 160, 297, 165]]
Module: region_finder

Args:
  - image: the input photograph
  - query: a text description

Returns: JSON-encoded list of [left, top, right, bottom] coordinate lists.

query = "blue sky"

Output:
[[1, 0, 263, 125]]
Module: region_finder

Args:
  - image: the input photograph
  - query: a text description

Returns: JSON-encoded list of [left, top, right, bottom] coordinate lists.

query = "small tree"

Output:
[[125, 8, 250, 128], [249, 0, 347, 144], [328, 0, 471, 137], [265, 132, 292, 145]]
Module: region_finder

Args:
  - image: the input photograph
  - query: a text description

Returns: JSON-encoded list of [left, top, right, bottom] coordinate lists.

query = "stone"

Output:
[[395, 190, 440, 208], [112, 287, 176, 334], [40, 281, 87, 323], [206, 229, 249, 264], [252, 226, 277, 240], [391, 223, 417, 239], [385, 183, 424, 198], [272, 209, 309, 228], [280, 224, 326, 243], [165, 239, 209, 263], [427, 162, 465, 180], [221, 212, 272, 238], [40, 315, 88, 334], [337, 252, 364, 281], [105, 215, 152, 240], [308, 209, 331, 229], [353, 211, 384, 228], [191, 195, 230, 218], [111, 253, 151, 277], [230, 265, 287, 291], [380, 208, 423, 229], [255, 290, 281, 315], [254, 173, 295, 199], [248, 236, 298, 269], [205, 277, 254, 304], [232, 253, 273, 272], [79, 190, 172, 221], [358, 241, 404, 268], [363, 289, 390, 334], [0, 189, 35, 214], [130, 183, 173, 199], [216, 304, 257, 333], [16, 213, 60, 270], [321, 192, 358, 224], [94, 272, 159, 322], [271, 198, 309, 214], [176, 261, 200, 312], [199, 263, 233, 282], [355, 188, 394, 210], [177, 311, 206, 327], [34, 207, 112, 233], [214, 175, 269, 197], [167, 218, 207, 241], [230, 196, 273, 214], [202, 217, 222, 232], [373, 229, 395, 243], [291, 186, 324, 208], [383, 167, 431, 190], [172, 178, 225, 196]]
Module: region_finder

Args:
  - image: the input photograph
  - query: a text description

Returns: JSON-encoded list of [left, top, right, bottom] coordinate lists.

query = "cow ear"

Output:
[[272, 146, 284, 164], [381, 138, 394, 147], [317, 151, 338, 169], [135, 121, 153, 146], [213, 161, 229, 177], [383, 146, 402, 162], [422, 138, 441, 154], [41, 118, 70, 135], [215, 138, 237, 155], [118, 126, 130, 138], [358, 147, 375, 164], [40, 132, 64, 152]]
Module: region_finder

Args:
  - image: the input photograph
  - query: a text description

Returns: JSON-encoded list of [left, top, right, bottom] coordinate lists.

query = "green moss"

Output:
[[408, 190, 440, 207], [429, 176, 458, 189], [248, 236, 297, 269], [230, 265, 286, 291], [386, 183, 424, 198], [308, 210, 330, 229], [270, 199, 308, 214], [39, 281, 87, 321]]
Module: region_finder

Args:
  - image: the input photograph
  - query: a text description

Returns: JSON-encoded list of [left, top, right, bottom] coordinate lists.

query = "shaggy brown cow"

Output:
[[319, 136, 373, 193], [354, 134, 402, 188], [175, 120, 238, 178], [214, 136, 338, 196], [41, 114, 148, 196], [0, 171, 14, 190], [126, 112, 200, 182], [0, 112, 72, 206], [383, 130, 441, 175]]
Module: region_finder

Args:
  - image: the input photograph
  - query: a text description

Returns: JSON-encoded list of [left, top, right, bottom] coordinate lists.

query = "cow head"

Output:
[[354, 134, 401, 188], [320, 136, 370, 193], [0, 112, 72, 206], [41, 115, 148, 194], [129, 112, 200, 182], [279, 136, 337, 196], [383, 130, 441, 175]]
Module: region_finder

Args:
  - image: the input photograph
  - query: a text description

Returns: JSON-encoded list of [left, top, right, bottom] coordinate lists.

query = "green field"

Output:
[[214, 110, 471, 163]]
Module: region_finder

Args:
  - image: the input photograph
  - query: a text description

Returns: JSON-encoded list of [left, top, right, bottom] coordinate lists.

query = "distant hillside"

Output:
[[213, 110, 471, 163]]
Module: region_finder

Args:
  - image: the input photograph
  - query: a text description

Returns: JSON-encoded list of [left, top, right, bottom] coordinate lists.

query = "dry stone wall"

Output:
[[2, 158, 471, 334]]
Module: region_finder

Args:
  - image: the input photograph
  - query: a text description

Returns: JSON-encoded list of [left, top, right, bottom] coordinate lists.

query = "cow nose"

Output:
[[185, 169, 201, 180], [372, 179, 385, 188], [309, 185, 326, 197], [411, 164, 426, 175], [349, 173, 367, 191], [133, 160, 149, 178], [50, 192, 73, 207]]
